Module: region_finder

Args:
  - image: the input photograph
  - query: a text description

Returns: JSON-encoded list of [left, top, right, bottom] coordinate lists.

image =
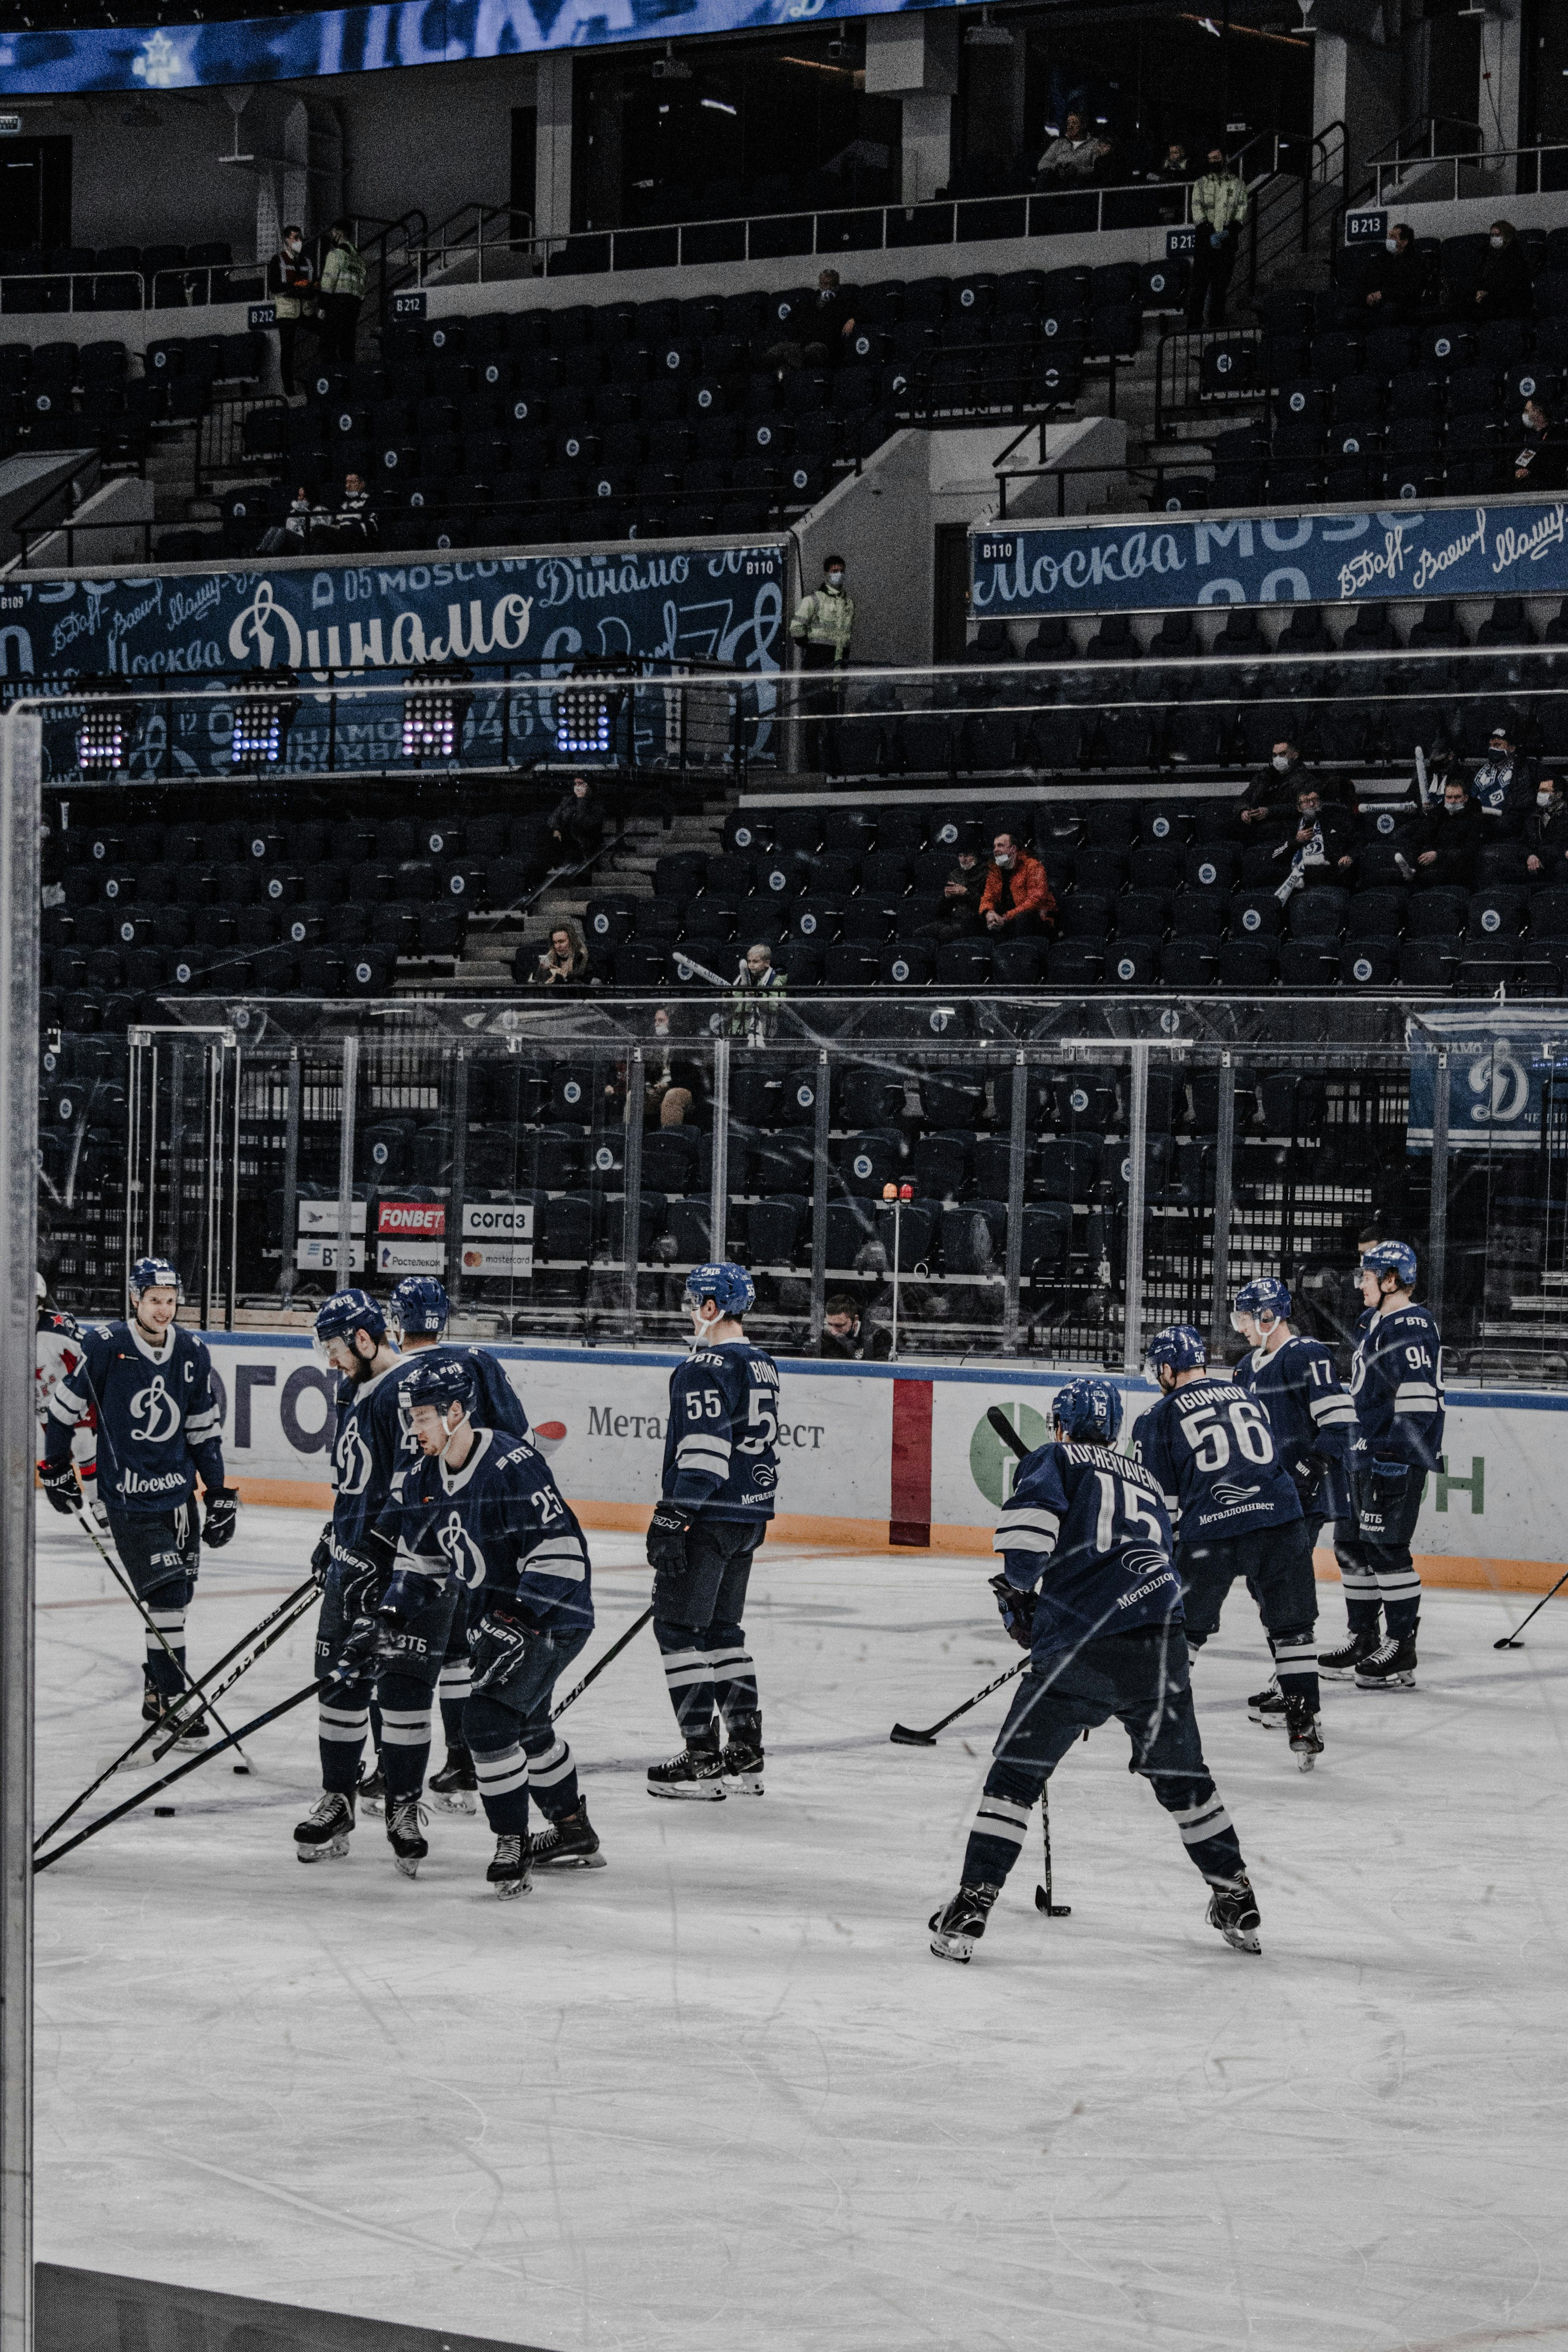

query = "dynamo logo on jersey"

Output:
[[435, 1510, 488, 1590], [128, 1373, 182, 1446], [334, 1419, 375, 1495], [1212, 1479, 1262, 1506]]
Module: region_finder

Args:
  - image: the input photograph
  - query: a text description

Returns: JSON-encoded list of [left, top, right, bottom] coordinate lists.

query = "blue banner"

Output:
[[0, 543, 784, 777], [969, 500, 1568, 619], [1, 0, 947, 91], [1407, 1011, 1568, 1156]]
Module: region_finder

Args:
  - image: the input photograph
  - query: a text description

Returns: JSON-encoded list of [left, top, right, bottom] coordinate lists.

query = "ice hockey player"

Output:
[[293, 1289, 416, 1871], [388, 1353, 599, 1899], [36, 1276, 102, 1526], [1322, 1240, 1444, 1689], [645, 1260, 778, 1799], [388, 1275, 531, 1814], [40, 1257, 235, 1745], [1133, 1324, 1323, 1769], [928, 1377, 1261, 1963], [1230, 1276, 1356, 1731]]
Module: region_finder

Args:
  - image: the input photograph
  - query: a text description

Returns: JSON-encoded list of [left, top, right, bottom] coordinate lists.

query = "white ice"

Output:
[[32, 1506, 1568, 2352]]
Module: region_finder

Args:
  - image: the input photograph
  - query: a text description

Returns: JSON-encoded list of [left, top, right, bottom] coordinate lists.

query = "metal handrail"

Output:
[[0, 265, 277, 316], [1370, 137, 1568, 207]]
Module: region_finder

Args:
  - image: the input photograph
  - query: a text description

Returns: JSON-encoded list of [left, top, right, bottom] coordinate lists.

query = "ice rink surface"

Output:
[[32, 1507, 1568, 2352]]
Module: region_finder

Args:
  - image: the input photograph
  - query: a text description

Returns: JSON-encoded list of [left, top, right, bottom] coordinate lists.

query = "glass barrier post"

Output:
[[708, 1035, 730, 1259], [1428, 1050, 1449, 1328], [446, 1047, 469, 1302], [809, 1046, 830, 1347], [1208, 1051, 1236, 1358], [1122, 1040, 1150, 1375], [278, 1049, 301, 1309], [337, 1034, 359, 1289], [623, 1048, 644, 1340], [1003, 1047, 1027, 1354]]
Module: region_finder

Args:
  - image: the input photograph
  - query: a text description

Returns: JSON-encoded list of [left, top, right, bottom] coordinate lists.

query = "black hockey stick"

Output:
[[151, 1584, 319, 1761], [33, 1678, 323, 1875], [74, 1511, 251, 1766], [1036, 1784, 1070, 1916], [1493, 1565, 1568, 1649], [33, 1577, 318, 1852], [986, 1402, 1039, 1465], [552, 1605, 654, 1720]]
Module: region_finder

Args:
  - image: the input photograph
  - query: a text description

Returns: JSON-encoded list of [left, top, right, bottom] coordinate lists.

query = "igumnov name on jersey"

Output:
[[994, 1441, 1180, 1651], [44, 1320, 222, 1511], [1349, 1302, 1445, 1470], [661, 1342, 781, 1521], [1233, 1335, 1356, 1515], [328, 1356, 409, 1565], [385, 1430, 592, 1636], [1133, 1379, 1302, 1540]]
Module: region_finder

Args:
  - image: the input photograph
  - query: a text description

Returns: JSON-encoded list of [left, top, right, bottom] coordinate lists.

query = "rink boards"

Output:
[[197, 1338, 1564, 1594]]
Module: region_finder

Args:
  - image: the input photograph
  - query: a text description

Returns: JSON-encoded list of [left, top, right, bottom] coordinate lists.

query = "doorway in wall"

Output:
[[0, 136, 71, 251], [933, 522, 971, 666]]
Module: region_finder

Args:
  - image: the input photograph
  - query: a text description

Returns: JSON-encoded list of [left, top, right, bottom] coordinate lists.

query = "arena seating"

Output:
[[0, 333, 265, 471], [0, 243, 257, 311]]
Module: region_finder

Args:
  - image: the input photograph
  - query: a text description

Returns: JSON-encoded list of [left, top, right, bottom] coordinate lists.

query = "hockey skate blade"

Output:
[[647, 1780, 726, 1801], [1035, 1887, 1071, 1915], [296, 1838, 351, 1863], [533, 1851, 608, 1870], [495, 1879, 530, 1901], [432, 1790, 477, 1814], [890, 1725, 938, 1747]]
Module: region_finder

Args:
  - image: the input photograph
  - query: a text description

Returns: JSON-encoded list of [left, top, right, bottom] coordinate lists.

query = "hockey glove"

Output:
[[469, 1605, 535, 1695], [39, 1458, 81, 1517], [202, 1488, 239, 1549], [646, 1499, 694, 1575], [328, 1613, 381, 1685], [1371, 1459, 1410, 1484], [309, 1522, 334, 1589], [1284, 1449, 1330, 1507], [989, 1571, 1037, 1651]]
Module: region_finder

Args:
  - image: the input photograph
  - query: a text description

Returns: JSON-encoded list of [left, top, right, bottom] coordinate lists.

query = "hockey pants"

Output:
[[313, 1551, 459, 1801], [463, 1623, 593, 1836], [961, 1625, 1247, 1893], [1180, 1519, 1319, 1711], [652, 1517, 761, 1743], [1333, 1466, 1422, 1640], [105, 1502, 201, 1702]]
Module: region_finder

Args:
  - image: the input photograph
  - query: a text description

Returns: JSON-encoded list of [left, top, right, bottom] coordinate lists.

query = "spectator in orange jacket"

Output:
[[980, 832, 1055, 937]]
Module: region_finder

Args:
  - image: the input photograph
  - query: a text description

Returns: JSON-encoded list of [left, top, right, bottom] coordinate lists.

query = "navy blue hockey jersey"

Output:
[[661, 1339, 780, 1523], [44, 1320, 223, 1513], [1233, 1334, 1356, 1520], [328, 1356, 410, 1565], [392, 1343, 530, 1456], [383, 1427, 593, 1637], [994, 1440, 1181, 1653], [1132, 1378, 1303, 1544], [1349, 1301, 1445, 1471]]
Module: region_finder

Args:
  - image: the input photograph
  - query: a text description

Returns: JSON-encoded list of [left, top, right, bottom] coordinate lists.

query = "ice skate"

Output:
[[1248, 1678, 1285, 1726], [719, 1710, 765, 1795], [356, 1758, 387, 1816], [647, 1739, 726, 1801], [528, 1804, 605, 1870], [386, 1796, 429, 1879], [164, 1706, 209, 1753], [1319, 1628, 1379, 1679], [429, 1746, 478, 1815], [1206, 1873, 1262, 1953], [1355, 1632, 1417, 1690], [295, 1790, 354, 1863], [1284, 1695, 1324, 1770], [928, 1882, 1000, 1964], [487, 1834, 531, 1900]]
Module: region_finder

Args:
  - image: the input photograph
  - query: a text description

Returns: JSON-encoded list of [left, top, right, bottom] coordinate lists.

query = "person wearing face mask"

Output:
[[1470, 219, 1530, 320], [1415, 778, 1483, 889], [266, 224, 314, 397], [1513, 396, 1568, 492], [1269, 783, 1355, 894], [1186, 145, 1249, 329], [1360, 221, 1420, 323], [1523, 774, 1568, 889], [1238, 737, 1318, 830], [791, 557, 854, 768], [979, 831, 1054, 937], [1469, 723, 1536, 830]]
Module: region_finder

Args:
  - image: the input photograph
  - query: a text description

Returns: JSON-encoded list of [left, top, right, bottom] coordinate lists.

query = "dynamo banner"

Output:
[[969, 500, 1568, 619]]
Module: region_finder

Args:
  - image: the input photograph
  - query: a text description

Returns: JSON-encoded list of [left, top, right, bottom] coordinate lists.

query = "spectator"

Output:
[[1186, 146, 1249, 330], [266, 224, 313, 397], [916, 845, 985, 942], [523, 917, 593, 990], [547, 774, 606, 864], [1155, 139, 1193, 183], [1513, 395, 1568, 491], [731, 942, 786, 1042], [804, 268, 857, 363], [1470, 723, 1535, 828], [314, 472, 375, 549], [1036, 112, 1107, 186], [820, 1294, 892, 1361], [1524, 774, 1568, 889], [317, 220, 366, 367], [1415, 776, 1483, 888], [257, 485, 313, 556], [1471, 219, 1531, 320], [1238, 737, 1315, 828], [980, 831, 1054, 937], [790, 555, 854, 670], [1359, 221, 1420, 322], [644, 1009, 702, 1126], [1270, 782, 1356, 892]]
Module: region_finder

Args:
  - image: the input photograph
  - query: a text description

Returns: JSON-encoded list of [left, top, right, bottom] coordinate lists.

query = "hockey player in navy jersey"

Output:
[[41, 1257, 236, 1745], [1322, 1240, 1444, 1690], [644, 1260, 779, 1800], [389, 1353, 598, 1899], [928, 1377, 1260, 1962], [293, 1289, 421, 1871], [1231, 1277, 1356, 1731], [1134, 1325, 1324, 1769], [388, 1275, 531, 1814]]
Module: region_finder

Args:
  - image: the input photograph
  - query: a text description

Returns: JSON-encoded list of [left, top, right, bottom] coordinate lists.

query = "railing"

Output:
[[357, 206, 429, 332], [4, 451, 108, 567], [1245, 118, 1349, 298], [1369, 137, 1568, 208], [0, 264, 265, 316], [1153, 326, 1266, 437]]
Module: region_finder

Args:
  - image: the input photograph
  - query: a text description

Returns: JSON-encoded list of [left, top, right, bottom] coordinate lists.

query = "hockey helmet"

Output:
[[1052, 1377, 1122, 1445], [683, 1260, 755, 1319], [1361, 1239, 1417, 1289], [402, 1353, 476, 1419], [390, 1275, 450, 1339], [313, 1288, 387, 1352], [129, 1256, 182, 1303], [1231, 1276, 1291, 1331], [1147, 1323, 1209, 1376]]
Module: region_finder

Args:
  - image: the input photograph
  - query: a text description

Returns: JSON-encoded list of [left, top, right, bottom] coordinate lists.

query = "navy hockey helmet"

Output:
[[313, 1288, 387, 1350], [390, 1275, 450, 1339], [129, 1256, 182, 1303], [1361, 1239, 1417, 1289], [1052, 1377, 1122, 1445], [1232, 1276, 1291, 1330], [1147, 1323, 1209, 1375], [402, 1353, 476, 1419], [683, 1260, 755, 1319]]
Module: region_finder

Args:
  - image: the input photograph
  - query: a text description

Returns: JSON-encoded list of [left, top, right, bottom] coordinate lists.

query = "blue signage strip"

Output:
[[969, 500, 1568, 618]]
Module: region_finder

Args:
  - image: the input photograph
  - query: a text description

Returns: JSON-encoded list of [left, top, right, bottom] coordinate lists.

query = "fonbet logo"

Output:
[[969, 1400, 1050, 1506]]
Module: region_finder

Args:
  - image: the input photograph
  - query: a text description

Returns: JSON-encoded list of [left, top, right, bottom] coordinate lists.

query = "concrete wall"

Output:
[[1346, 188, 1568, 240]]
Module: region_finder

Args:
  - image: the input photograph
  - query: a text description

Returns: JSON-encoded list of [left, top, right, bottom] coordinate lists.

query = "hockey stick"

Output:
[[1035, 1784, 1070, 1916], [890, 1406, 1040, 1746], [151, 1584, 319, 1760], [1493, 1565, 1568, 1649], [551, 1605, 654, 1721], [986, 1402, 1038, 1465], [33, 1577, 318, 1852], [73, 1509, 251, 1766], [33, 1678, 322, 1875]]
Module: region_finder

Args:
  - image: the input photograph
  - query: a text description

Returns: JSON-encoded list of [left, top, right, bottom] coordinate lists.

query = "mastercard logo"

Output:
[[533, 1420, 566, 1457]]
